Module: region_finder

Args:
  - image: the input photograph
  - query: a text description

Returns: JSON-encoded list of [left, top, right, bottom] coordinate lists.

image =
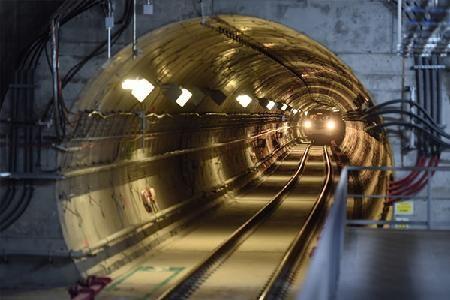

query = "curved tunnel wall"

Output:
[[0, 15, 391, 287]]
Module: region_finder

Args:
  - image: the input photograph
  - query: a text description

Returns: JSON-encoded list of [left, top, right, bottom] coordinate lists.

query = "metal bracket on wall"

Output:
[[412, 65, 447, 70], [0, 173, 64, 180]]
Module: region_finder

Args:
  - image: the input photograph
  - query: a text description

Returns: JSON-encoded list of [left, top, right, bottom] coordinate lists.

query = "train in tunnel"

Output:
[[302, 109, 345, 145]]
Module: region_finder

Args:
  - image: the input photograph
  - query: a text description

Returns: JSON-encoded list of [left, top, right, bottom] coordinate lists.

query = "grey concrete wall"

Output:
[[0, 0, 62, 105], [32, 0, 409, 111]]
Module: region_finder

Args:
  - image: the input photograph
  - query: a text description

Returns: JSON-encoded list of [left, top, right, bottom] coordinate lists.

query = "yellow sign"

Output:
[[395, 201, 414, 216]]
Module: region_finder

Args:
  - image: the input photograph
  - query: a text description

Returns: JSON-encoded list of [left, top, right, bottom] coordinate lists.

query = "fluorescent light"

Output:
[[236, 94, 252, 108], [292, 109, 298, 115], [281, 104, 288, 111], [176, 88, 192, 107], [122, 79, 155, 102], [266, 100, 276, 110], [121, 79, 138, 90], [131, 87, 151, 102], [0, 172, 11, 177]]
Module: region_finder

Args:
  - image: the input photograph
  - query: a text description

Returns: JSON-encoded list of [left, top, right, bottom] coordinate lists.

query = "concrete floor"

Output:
[[336, 228, 450, 300]]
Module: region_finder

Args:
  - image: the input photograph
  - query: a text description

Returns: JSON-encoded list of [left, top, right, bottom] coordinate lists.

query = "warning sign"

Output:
[[395, 201, 414, 216]]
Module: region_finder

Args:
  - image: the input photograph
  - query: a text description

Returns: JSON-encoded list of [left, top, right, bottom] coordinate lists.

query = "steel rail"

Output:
[[157, 145, 311, 300], [258, 146, 333, 300]]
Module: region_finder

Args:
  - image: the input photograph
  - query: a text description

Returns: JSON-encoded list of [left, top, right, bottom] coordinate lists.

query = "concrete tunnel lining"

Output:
[[1, 15, 391, 287], [74, 16, 369, 112]]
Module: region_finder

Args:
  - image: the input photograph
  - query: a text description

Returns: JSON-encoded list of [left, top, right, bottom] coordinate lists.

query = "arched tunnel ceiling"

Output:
[[75, 15, 372, 115]]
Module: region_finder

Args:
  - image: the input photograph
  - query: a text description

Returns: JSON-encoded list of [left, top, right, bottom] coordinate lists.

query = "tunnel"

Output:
[[0, 10, 394, 298], [62, 14, 391, 272]]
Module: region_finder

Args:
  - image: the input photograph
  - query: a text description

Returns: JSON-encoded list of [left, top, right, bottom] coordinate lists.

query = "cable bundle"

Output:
[[0, 0, 133, 232], [345, 98, 445, 204]]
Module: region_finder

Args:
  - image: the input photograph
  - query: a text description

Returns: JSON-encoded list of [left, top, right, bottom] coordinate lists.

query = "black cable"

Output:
[[0, 183, 14, 215], [0, 184, 25, 231], [351, 99, 442, 152], [0, 1, 115, 230], [0, 185, 34, 232], [62, 0, 132, 87], [40, 0, 131, 131], [360, 108, 449, 139], [362, 99, 438, 127], [367, 121, 449, 149]]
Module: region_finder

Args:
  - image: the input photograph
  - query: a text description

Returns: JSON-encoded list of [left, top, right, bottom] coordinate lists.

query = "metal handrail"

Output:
[[300, 165, 450, 300], [299, 167, 347, 300]]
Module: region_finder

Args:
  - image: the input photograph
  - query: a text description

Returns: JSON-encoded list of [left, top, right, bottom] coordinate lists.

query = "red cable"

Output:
[[389, 155, 425, 190], [387, 156, 439, 205], [390, 156, 435, 195], [400, 156, 439, 197]]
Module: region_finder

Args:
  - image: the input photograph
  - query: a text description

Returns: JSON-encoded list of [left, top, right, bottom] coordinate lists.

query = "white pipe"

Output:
[[398, 0, 402, 53], [133, 0, 137, 58], [107, 0, 112, 59], [107, 27, 111, 59]]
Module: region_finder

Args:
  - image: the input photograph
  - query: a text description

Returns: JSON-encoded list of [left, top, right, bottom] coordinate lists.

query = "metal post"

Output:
[[106, 0, 112, 59], [51, 20, 58, 102], [414, 56, 421, 151], [429, 57, 435, 123], [427, 169, 432, 229], [51, 18, 61, 137], [409, 86, 415, 153], [397, 0, 402, 53], [436, 56, 442, 125], [421, 57, 428, 149], [401, 56, 406, 166], [422, 57, 429, 115], [132, 0, 137, 58], [140, 109, 145, 150]]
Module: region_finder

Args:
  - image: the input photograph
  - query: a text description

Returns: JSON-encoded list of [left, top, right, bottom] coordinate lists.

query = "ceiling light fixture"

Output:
[[266, 100, 276, 110], [175, 88, 192, 107], [122, 79, 155, 102], [236, 94, 252, 108]]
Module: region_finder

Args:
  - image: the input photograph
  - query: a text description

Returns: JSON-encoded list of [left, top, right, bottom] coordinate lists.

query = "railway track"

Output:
[[157, 145, 333, 300]]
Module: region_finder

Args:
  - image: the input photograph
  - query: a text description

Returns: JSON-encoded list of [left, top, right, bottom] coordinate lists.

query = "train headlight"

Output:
[[304, 120, 312, 129], [326, 120, 336, 130]]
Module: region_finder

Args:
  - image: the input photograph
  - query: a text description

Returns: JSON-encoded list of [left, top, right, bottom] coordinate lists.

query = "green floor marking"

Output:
[[105, 265, 143, 291], [104, 265, 185, 299], [140, 267, 185, 300]]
